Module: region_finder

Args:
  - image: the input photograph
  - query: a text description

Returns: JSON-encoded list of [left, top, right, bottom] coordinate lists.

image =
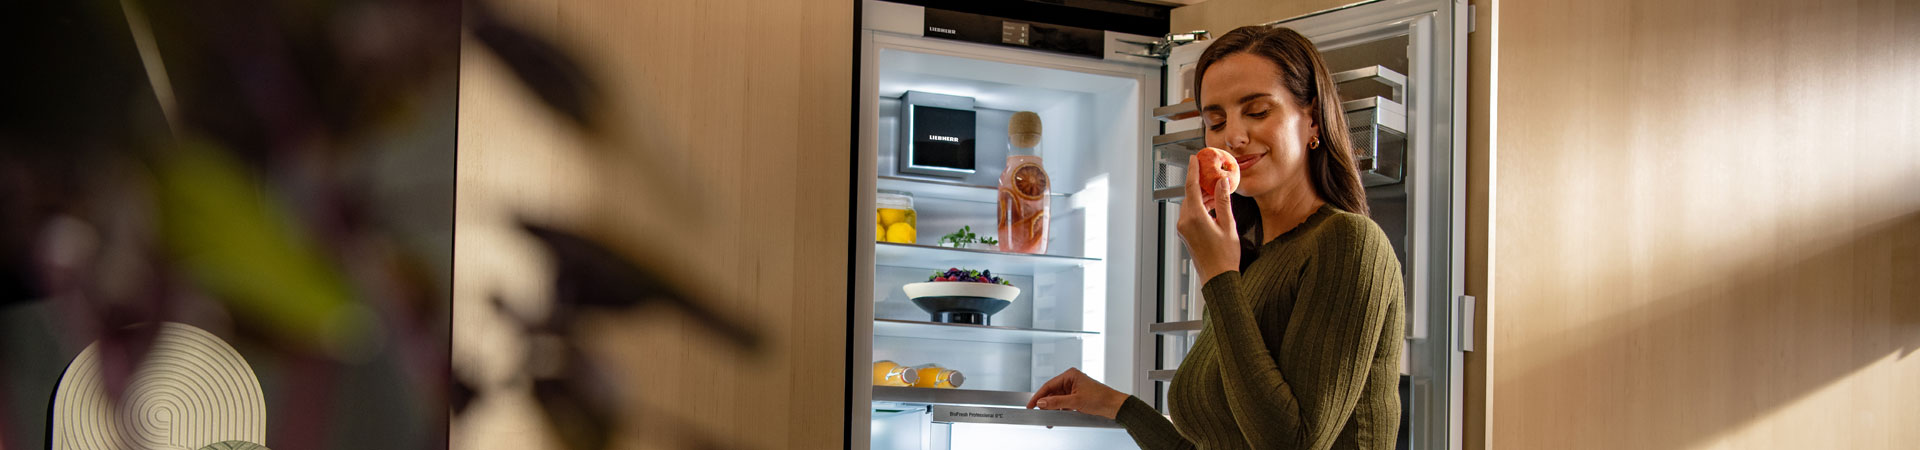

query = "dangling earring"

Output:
[[1309, 136, 1320, 149]]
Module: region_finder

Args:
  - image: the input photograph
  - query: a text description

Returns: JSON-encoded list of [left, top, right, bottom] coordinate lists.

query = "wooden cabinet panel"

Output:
[[1487, 0, 1920, 448], [453, 0, 853, 449], [1169, 0, 1355, 34]]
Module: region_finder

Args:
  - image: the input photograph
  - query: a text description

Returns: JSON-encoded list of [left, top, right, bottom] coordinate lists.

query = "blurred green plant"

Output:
[[154, 141, 370, 358]]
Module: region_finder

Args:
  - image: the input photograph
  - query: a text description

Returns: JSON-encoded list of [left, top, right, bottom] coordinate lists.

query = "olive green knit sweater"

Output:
[[1115, 205, 1404, 450]]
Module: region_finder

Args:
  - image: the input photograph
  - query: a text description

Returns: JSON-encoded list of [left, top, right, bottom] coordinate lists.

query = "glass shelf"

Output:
[[874, 242, 1098, 276], [877, 175, 1069, 204], [873, 318, 1095, 344], [871, 386, 1032, 408]]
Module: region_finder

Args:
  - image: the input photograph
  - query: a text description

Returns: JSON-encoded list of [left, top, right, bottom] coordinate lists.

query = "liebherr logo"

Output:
[[928, 135, 960, 143], [929, 26, 958, 35]]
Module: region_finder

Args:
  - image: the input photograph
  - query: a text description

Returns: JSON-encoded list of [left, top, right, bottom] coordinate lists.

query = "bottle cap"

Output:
[[1008, 111, 1042, 148]]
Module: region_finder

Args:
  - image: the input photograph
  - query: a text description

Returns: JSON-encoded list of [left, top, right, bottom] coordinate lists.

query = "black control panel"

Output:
[[922, 8, 1107, 59]]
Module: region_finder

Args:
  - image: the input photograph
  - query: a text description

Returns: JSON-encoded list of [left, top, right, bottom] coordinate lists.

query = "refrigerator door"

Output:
[[1144, 1, 1469, 450]]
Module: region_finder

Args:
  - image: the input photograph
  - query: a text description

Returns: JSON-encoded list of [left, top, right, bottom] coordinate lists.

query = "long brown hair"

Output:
[[1193, 26, 1368, 216]]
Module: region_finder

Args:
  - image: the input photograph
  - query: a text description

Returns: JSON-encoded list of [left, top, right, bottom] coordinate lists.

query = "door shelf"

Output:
[[1343, 96, 1407, 187], [871, 385, 1033, 408], [1151, 129, 1206, 154], [1150, 66, 1404, 124], [875, 242, 1099, 276], [873, 318, 1096, 344], [1149, 320, 1203, 334], [1152, 101, 1200, 122], [1332, 65, 1408, 100], [878, 175, 1068, 204]]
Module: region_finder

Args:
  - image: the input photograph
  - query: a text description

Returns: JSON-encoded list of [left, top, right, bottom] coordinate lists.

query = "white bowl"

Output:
[[902, 281, 1020, 302]]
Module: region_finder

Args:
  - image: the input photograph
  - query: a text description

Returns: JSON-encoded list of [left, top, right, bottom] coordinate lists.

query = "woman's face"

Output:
[[1198, 52, 1318, 199]]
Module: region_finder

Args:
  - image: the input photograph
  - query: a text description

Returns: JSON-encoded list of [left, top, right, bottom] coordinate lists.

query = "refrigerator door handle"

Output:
[[1457, 295, 1476, 352]]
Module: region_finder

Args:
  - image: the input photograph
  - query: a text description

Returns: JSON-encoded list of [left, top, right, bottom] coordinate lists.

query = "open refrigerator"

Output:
[[850, 1, 1471, 449]]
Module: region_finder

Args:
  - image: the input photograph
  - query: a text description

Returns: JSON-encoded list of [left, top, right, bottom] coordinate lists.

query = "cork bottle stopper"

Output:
[[1008, 111, 1043, 148]]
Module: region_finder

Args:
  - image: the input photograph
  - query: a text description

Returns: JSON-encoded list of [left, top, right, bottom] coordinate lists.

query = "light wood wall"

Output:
[[1486, 0, 1920, 448], [451, 0, 852, 449]]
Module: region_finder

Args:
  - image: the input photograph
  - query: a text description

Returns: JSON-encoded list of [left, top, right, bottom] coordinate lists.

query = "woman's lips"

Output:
[[1236, 153, 1263, 171]]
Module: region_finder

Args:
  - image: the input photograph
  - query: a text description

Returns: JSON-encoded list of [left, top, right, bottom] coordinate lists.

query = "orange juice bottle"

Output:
[[872, 360, 920, 387], [910, 364, 966, 389]]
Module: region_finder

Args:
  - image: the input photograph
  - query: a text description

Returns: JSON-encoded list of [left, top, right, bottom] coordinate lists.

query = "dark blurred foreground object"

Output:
[[3, 0, 462, 448], [3, 0, 762, 449], [50, 322, 270, 449]]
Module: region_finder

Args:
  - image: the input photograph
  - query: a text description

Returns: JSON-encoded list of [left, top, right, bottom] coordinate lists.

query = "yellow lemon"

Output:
[[884, 223, 916, 244], [878, 208, 909, 226], [876, 223, 887, 242]]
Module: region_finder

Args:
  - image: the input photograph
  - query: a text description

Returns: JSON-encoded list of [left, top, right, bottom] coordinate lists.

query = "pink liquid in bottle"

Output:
[[998, 155, 1049, 254]]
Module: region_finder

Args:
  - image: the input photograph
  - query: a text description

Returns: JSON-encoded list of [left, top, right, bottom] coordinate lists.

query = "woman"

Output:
[[1025, 26, 1404, 450]]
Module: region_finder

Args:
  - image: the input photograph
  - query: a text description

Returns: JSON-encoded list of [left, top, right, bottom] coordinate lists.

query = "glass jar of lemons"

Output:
[[876, 190, 917, 244]]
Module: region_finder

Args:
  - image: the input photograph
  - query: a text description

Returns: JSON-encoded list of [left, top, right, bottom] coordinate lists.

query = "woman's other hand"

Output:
[[1177, 153, 1241, 283], [1026, 367, 1128, 419]]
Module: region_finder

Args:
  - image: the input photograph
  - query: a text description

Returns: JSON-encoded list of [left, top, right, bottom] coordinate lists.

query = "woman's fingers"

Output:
[[1033, 394, 1082, 411], [1025, 369, 1126, 419], [1025, 385, 1056, 409], [1212, 178, 1235, 229], [1182, 154, 1206, 216], [1027, 369, 1077, 409]]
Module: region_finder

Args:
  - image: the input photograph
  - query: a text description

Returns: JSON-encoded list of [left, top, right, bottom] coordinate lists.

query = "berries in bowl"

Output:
[[903, 268, 1019, 325]]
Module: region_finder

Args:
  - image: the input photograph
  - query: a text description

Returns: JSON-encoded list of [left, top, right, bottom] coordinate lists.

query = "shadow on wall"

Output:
[[1498, 206, 1920, 449], [447, 0, 808, 449]]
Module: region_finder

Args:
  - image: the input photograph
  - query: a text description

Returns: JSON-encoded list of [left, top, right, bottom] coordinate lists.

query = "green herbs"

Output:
[[938, 225, 998, 248]]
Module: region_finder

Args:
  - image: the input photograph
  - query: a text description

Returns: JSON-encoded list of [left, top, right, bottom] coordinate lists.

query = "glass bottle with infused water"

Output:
[[998, 111, 1049, 254]]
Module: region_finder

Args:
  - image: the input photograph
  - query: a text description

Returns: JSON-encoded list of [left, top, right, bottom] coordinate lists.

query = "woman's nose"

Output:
[[1211, 119, 1250, 150]]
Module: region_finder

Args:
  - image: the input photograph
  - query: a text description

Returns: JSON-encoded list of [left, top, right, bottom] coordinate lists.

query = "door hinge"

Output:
[[1457, 295, 1477, 352]]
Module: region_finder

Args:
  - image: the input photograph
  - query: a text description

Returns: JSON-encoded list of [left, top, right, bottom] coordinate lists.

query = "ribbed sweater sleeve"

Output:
[[1199, 214, 1398, 450], [1114, 395, 1194, 450]]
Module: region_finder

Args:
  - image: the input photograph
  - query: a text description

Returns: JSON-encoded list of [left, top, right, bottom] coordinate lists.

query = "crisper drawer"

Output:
[[872, 386, 1137, 449], [872, 406, 1138, 450]]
